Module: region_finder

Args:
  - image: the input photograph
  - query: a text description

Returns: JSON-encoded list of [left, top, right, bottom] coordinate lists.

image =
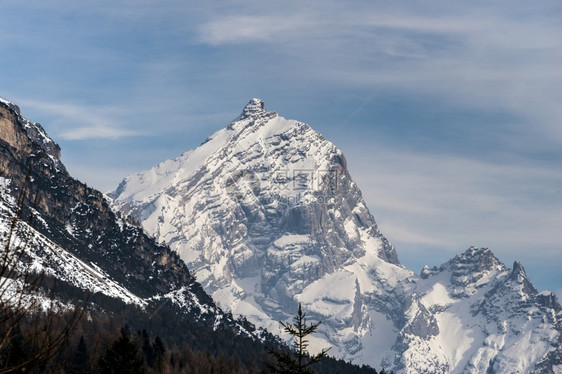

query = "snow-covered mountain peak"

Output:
[[240, 97, 266, 119], [421, 247, 507, 299], [112, 98, 404, 361], [111, 100, 561, 373], [508, 261, 537, 295], [444, 246, 504, 275], [510, 260, 527, 279]]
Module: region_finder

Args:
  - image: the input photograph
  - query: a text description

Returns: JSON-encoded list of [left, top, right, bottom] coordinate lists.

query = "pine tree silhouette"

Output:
[[97, 329, 145, 374], [151, 336, 166, 370], [265, 303, 330, 373], [71, 335, 88, 371]]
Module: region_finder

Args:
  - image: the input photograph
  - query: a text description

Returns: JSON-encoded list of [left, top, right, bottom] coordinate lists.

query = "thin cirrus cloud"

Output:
[[347, 144, 562, 255], [195, 5, 561, 144], [195, 5, 559, 50], [197, 14, 313, 45], [60, 126, 139, 141], [14, 99, 142, 141]]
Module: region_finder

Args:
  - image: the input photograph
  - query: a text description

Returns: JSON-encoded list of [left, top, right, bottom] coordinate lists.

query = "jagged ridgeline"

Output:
[[0, 97, 382, 372], [112, 98, 562, 373]]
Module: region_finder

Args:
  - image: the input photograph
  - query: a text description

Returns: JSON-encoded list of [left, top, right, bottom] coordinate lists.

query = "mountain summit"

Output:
[[112, 99, 561, 373], [239, 97, 266, 119], [112, 98, 403, 351]]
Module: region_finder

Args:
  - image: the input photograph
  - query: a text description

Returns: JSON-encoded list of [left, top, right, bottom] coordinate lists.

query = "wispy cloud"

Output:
[[59, 126, 139, 141], [198, 14, 313, 45], [374, 222, 448, 247], [195, 1, 562, 143], [347, 143, 562, 258], [14, 99, 142, 140]]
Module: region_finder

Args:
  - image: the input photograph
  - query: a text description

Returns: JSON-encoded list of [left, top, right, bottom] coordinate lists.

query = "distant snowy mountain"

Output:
[[112, 99, 562, 373]]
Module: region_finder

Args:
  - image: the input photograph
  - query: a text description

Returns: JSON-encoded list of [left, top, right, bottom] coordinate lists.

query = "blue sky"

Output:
[[1, 0, 560, 296]]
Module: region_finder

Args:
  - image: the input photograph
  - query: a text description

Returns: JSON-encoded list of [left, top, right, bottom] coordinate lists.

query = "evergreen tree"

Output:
[[71, 335, 88, 372], [265, 303, 330, 374], [140, 329, 153, 366], [97, 329, 145, 374], [0, 326, 30, 370], [151, 336, 166, 370]]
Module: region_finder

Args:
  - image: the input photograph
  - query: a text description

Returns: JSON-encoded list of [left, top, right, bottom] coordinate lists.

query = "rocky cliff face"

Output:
[[112, 99, 561, 373], [0, 98, 60, 161]]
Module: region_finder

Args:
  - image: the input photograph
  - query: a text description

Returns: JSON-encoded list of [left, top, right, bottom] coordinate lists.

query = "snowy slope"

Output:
[[0, 178, 144, 306], [112, 99, 561, 373]]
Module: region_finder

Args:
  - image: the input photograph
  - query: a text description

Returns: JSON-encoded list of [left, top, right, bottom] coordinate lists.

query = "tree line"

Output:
[[2, 311, 386, 373]]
